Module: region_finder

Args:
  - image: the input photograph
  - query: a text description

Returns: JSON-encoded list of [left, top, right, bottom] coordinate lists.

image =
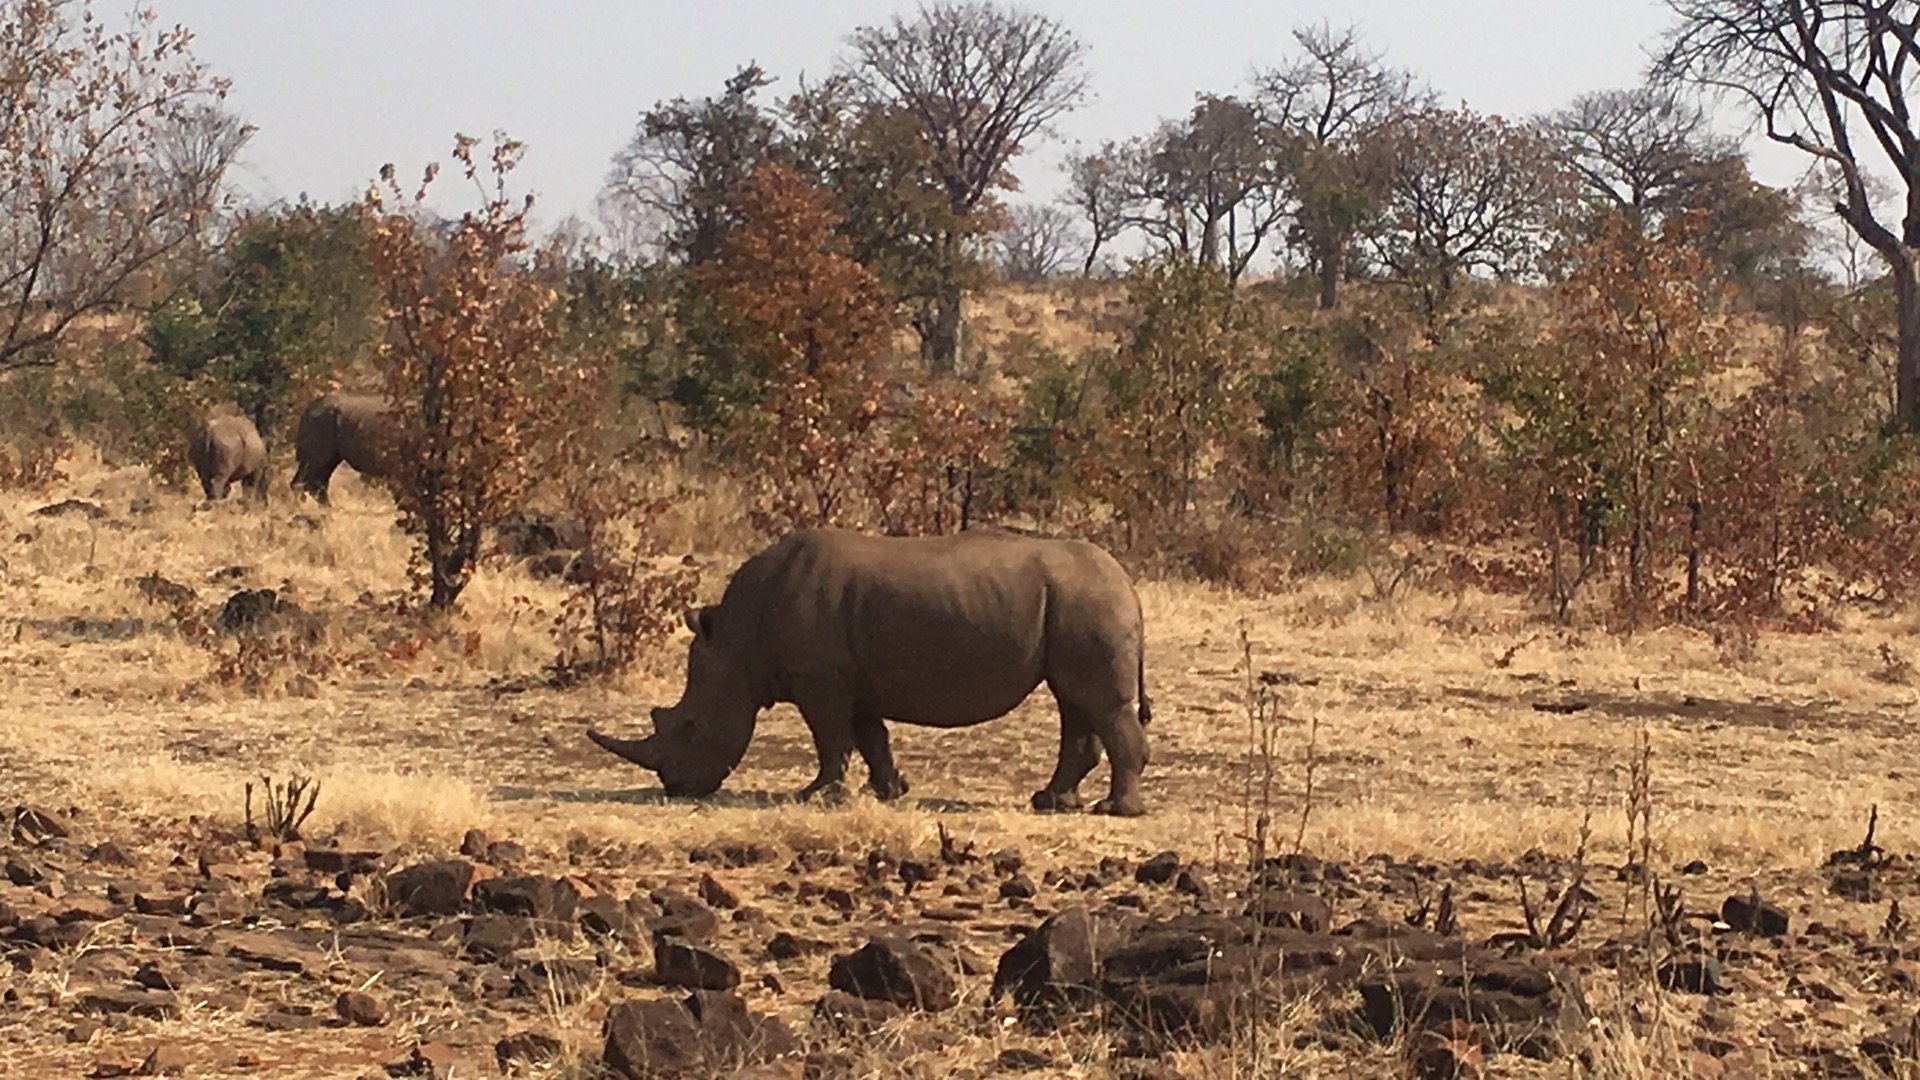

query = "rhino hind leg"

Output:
[[1032, 704, 1101, 813], [1089, 704, 1149, 818], [851, 712, 908, 801]]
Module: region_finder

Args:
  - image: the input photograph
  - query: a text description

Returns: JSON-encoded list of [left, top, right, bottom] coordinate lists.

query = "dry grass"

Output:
[[6, 446, 1920, 1076]]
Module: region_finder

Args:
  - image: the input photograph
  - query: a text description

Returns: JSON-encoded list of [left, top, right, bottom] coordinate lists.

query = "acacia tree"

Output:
[[367, 136, 561, 612], [846, 1, 1089, 370], [0, 0, 247, 374], [1658, 1, 1920, 429], [1255, 24, 1428, 309], [1121, 95, 1295, 285], [1060, 143, 1129, 274], [996, 202, 1079, 282]]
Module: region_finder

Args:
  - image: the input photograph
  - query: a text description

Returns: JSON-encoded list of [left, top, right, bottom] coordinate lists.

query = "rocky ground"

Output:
[[5, 795, 1920, 1078]]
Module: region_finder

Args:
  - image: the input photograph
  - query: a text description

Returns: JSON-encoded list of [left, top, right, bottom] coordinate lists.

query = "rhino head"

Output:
[[587, 605, 757, 797]]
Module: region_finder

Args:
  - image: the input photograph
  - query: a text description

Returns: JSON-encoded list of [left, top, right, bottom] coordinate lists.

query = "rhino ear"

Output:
[[684, 605, 718, 640]]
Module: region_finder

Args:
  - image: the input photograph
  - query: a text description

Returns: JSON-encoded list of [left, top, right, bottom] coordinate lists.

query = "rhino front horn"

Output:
[[586, 729, 662, 772]]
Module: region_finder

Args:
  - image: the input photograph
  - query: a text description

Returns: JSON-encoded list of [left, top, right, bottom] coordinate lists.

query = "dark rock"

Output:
[[654, 936, 742, 990], [336, 989, 388, 1026], [1832, 869, 1879, 902], [486, 840, 526, 865], [767, 931, 832, 961], [1136, 851, 1181, 885], [992, 907, 1141, 1013], [215, 587, 290, 633], [602, 990, 797, 1078], [689, 842, 778, 868], [208, 929, 327, 976], [996, 1048, 1058, 1071], [1245, 890, 1332, 932], [1861, 1016, 1920, 1073], [1173, 869, 1211, 901], [514, 958, 598, 1005], [811, 990, 902, 1035], [1359, 958, 1586, 1057], [76, 988, 178, 1019], [496, 1030, 563, 1069], [896, 858, 936, 889], [86, 842, 133, 867], [1721, 893, 1790, 938], [1000, 874, 1037, 900], [463, 914, 536, 961], [133, 893, 190, 917], [132, 961, 181, 992], [989, 849, 1024, 876], [460, 829, 491, 859], [474, 875, 578, 922], [135, 1044, 189, 1075], [1658, 953, 1722, 996], [698, 873, 741, 910], [578, 895, 646, 945], [384, 859, 475, 917], [647, 888, 719, 942], [4, 855, 44, 886], [828, 937, 957, 1011], [303, 846, 383, 877], [1680, 860, 1709, 876]]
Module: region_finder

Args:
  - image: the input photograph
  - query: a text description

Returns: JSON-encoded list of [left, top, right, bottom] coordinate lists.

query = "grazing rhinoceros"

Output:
[[187, 414, 268, 503], [587, 527, 1153, 816], [291, 393, 398, 504]]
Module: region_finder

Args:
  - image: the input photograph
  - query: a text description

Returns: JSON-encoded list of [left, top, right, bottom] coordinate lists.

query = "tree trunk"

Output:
[[1316, 235, 1343, 310], [1896, 255, 1920, 432], [917, 290, 963, 374]]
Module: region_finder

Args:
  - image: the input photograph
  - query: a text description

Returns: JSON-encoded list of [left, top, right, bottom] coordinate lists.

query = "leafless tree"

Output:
[[1548, 83, 1737, 217], [1658, 0, 1920, 431], [847, 1, 1089, 370], [598, 65, 783, 266], [1120, 95, 1294, 286], [1255, 24, 1430, 308], [995, 202, 1079, 282], [1060, 143, 1128, 275], [0, 0, 248, 374], [1366, 107, 1571, 326]]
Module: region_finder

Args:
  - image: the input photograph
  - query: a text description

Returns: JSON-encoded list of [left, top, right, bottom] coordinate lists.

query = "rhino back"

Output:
[[730, 530, 1139, 727]]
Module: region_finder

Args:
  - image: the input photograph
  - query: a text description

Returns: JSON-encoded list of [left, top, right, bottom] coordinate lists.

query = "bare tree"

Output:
[[1549, 83, 1736, 217], [1121, 95, 1294, 286], [0, 0, 247, 374], [1366, 107, 1570, 325], [1658, 0, 1920, 431], [598, 65, 783, 266], [1255, 24, 1429, 308], [847, 1, 1089, 370], [1060, 143, 1128, 274], [995, 202, 1079, 282]]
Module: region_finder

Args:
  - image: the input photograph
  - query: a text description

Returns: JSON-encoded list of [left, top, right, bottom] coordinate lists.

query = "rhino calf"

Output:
[[292, 392, 398, 504], [588, 527, 1153, 815], [187, 414, 268, 503]]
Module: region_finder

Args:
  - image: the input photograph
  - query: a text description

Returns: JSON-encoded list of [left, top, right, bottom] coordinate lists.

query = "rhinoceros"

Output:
[[587, 528, 1153, 816], [291, 393, 399, 504], [187, 414, 268, 503]]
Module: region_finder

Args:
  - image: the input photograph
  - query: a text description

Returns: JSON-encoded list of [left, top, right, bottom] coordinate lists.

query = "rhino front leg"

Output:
[[795, 696, 855, 803], [1032, 704, 1100, 813], [852, 712, 908, 801]]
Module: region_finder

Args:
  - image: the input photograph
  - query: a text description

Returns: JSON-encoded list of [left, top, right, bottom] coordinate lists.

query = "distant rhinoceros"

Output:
[[586, 527, 1153, 816], [291, 393, 398, 504], [187, 414, 268, 503]]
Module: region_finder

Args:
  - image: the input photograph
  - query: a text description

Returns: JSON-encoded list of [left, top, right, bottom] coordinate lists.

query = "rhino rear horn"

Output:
[[586, 729, 663, 772]]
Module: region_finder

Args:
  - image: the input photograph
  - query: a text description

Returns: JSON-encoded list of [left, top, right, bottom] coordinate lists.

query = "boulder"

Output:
[[828, 937, 957, 1011], [603, 991, 796, 1078]]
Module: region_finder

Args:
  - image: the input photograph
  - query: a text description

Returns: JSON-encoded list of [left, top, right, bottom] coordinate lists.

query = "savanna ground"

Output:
[[3, 450, 1920, 1079]]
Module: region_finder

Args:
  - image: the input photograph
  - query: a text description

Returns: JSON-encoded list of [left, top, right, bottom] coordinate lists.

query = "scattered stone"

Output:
[[1245, 890, 1332, 933], [811, 990, 902, 1035], [648, 889, 720, 942], [336, 989, 388, 1026], [384, 859, 476, 917], [1861, 1016, 1920, 1073], [460, 829, 491, 859], [134, 1045, 189, 1076], [463, 914, 536, 962], [1658, 953, 1724, 996], [578, 894, 646, 945], [1832, 869, 1880, 903], [1721, 893, 1790, 937], [66, 1018, 102, 1044], [1173, 869, 1211, 901], [5, 855, 45, 886], [767, 931, 832, 961], [132, 961, 181, 992], [1135, 851, 1181, 886], [1000, 874, 1036, 900], [209, 930, 328, 976], [698, 873, 741, 910], [496, 1030, 563, 1070], [473, 875, 577, 922], [86, 842, 133, 867], [602, 990, 797, 1078], [304, 846, 384, 877], [655, 936, 742, 990], [1359, 958, 1586, 1056], [76, 989, 178, 1020], [829, 937, 957, 1012], [514, 958, 599, 1006]]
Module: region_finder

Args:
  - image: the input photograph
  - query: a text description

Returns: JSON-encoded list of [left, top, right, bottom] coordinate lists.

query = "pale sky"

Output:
[[145, 1, 1799, 232]]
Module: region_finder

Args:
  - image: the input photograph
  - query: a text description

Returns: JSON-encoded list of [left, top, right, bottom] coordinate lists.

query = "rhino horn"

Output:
[[586, 728, 663, 772]]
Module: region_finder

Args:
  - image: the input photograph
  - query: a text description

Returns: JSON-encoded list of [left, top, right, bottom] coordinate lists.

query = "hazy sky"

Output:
[[145, 1, 1790, 232]]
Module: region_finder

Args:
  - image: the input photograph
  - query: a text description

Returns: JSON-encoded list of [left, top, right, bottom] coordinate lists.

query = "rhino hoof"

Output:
[[1030, 790, 1084, 814], [868, 776, 909, 801], [1093, 795, 1147, 818]]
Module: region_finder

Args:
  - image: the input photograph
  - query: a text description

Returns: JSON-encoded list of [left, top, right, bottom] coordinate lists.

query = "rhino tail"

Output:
[[1137, 651, 1151, 726]]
